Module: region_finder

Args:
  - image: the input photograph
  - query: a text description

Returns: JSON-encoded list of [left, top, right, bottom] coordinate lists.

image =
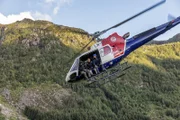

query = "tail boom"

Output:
[[125, 16, 180, 55]]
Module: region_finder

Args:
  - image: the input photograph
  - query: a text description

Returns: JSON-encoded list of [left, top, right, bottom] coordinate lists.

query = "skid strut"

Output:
[[85, 62, 131, 88]]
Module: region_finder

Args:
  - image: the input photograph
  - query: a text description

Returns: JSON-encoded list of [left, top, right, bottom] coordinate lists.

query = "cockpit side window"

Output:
[[100, 46, 111, 57]]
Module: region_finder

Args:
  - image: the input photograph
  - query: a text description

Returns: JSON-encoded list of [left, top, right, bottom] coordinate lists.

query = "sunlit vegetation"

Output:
[[0, 19, 180, 120]]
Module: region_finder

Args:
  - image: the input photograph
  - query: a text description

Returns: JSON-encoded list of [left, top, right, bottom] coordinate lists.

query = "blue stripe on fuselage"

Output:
[[76, 16, 180, 80]]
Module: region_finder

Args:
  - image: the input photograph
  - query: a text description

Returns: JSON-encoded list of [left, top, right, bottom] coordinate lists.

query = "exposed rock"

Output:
[[16, 84, 71, 112], [1, 89, 11, 102], [0, 103, 27, 120], [21, 37, 40, 47], [29, 38, 40, 46], [0, 103, 14, 119], [31, 57, 36, 62], [21, 39, 30, 47], [0, 85, 72, 119]]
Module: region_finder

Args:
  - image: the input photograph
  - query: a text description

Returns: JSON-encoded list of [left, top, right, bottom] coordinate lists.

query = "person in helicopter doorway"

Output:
[[92, 54, 100, 74], [86, 58, 94, 75], [79, 60, 93, 80]]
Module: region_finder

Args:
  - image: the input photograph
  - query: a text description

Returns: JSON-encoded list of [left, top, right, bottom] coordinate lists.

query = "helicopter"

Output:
[[65, 0, 180, 86]]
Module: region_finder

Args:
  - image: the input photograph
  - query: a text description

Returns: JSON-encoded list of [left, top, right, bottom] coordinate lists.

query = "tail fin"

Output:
[[168, 14, 176, 21]]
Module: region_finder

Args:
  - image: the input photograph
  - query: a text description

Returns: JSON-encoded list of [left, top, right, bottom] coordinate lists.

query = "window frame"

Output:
[[100, 45, 112, 57]]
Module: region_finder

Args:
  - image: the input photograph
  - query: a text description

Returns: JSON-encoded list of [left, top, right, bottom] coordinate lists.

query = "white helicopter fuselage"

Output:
[[66, 33, 126, 82]]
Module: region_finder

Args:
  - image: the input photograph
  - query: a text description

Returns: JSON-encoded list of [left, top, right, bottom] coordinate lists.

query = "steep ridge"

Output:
[[0, 19, 180, 120], [0, 18, 92, 50]]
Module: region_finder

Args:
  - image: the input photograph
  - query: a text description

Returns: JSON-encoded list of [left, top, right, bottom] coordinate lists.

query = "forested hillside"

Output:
[[0, 19, 180, 120]]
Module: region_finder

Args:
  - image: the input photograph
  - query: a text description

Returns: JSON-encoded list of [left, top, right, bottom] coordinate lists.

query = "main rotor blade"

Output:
[[100, 0, 166, 35], [66, 0, 166, 65]]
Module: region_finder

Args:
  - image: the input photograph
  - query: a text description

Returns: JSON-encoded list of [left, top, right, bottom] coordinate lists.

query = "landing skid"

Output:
[[85, 62, 131, 88]]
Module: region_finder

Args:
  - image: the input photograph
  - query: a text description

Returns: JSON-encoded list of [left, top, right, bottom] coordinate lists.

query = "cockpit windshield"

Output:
[[70, 59, 79, 72]]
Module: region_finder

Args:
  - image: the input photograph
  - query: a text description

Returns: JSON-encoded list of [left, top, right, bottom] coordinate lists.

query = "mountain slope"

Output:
[[0, 19, 180, 120], [0, 18, 92, 50], [24, 42, 180, 120]]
